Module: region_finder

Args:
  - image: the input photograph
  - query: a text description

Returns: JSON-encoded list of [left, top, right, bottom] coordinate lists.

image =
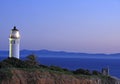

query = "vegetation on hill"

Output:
[[0, 54, 110, 83]]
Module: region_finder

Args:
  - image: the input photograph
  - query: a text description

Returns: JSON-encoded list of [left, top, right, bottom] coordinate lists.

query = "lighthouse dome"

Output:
[[10, 26, 20, 39]]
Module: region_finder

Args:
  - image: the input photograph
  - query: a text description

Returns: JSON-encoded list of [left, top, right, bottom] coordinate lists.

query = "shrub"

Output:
[[73, 68, 91, 75], [49, 66, 65, 72], [0, 57, 25, 68], [92, 70, 101, 75], [24, 54, 39, 68]]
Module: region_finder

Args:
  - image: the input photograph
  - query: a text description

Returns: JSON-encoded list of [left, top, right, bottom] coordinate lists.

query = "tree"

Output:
[[25, 54, 39, 67], [27, 54, 37, 62], [92, 70, 101, 75], [73, 68, 91, 75], [49, 65, 64, 72]]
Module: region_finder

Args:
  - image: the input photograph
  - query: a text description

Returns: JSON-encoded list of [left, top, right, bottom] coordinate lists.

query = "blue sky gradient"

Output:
[[1, 0, 120, 53]]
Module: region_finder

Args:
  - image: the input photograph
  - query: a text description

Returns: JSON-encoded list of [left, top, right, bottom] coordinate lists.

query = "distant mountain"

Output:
[[19, 49, 107, 57], [1, 49, 120, 58]]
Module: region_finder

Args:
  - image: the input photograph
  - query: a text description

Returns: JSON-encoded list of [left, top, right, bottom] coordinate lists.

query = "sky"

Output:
[[0, 0, 120, 53]]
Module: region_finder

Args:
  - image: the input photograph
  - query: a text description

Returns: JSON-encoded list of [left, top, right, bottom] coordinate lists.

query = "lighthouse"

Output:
[[9, 26, 20, 59]]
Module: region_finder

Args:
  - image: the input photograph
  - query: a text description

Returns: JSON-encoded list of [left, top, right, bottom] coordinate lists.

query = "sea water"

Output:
[[38, 57, 120, 78]]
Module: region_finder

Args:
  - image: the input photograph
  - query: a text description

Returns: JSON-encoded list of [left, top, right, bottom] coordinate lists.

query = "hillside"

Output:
[[0, 55, 119, 84], [0, 68, 117, 84]]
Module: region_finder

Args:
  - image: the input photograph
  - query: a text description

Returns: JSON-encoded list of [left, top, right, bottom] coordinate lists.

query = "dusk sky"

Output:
[[1, 0, 120, 53]]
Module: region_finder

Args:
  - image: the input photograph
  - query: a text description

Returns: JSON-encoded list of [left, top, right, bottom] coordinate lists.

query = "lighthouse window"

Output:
[[13, 40, 15, 44]]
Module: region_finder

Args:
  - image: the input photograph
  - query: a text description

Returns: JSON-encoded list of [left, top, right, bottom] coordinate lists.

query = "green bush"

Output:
[[92, 70, 101, 75], [49, 65, 65, 72], [0, 55, 40, 69], [24, 54, 39, 68], [0, 57, 25, 68], [73, 68, 91, 75]]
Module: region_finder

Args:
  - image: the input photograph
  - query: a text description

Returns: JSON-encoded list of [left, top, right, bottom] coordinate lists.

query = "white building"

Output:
[[102, 67, 109, 76], [9, 26, 20, 59]]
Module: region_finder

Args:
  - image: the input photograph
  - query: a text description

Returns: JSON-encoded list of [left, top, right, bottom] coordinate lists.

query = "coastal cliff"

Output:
[[1, 68, 119, 84], [0, 56, 120, 84]]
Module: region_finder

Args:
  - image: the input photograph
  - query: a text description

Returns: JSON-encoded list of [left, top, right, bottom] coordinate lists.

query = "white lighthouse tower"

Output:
[[9, 26, 20, 59]]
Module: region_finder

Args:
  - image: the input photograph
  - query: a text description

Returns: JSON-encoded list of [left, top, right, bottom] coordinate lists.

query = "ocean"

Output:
[[1, 56, 120, 78], [38, 57, 120, 78]]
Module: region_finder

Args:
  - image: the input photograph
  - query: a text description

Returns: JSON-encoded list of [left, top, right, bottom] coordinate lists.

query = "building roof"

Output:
[[12, 26, 18, 31]]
